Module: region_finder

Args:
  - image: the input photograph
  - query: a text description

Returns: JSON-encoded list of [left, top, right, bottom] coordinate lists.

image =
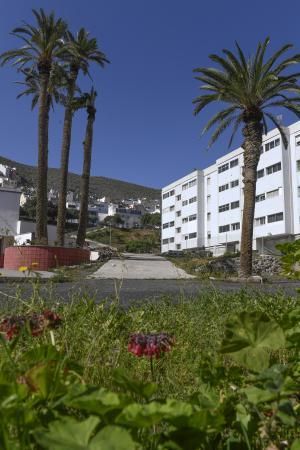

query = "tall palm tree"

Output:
[[193, 38, 300, 277], [16, 64, 67, 112], [0, 9, 67, 244], [76, 88, 97, 248], [56, 28, 109, 246]]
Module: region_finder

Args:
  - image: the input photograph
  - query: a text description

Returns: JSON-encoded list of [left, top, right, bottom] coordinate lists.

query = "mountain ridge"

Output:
[[0, 155, 160, 201]]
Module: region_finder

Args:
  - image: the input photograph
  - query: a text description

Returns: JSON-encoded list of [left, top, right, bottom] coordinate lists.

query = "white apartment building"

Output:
[[161, 120, 300, 255]]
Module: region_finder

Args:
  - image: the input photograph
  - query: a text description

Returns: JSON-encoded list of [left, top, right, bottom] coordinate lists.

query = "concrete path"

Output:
[[0, 269, 55, 279], [90, 253, 195, 279]]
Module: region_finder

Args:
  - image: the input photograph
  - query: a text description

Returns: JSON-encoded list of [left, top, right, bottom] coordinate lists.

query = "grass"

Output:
[[1, 287, 298, 400], [86, 226, 160, 252]]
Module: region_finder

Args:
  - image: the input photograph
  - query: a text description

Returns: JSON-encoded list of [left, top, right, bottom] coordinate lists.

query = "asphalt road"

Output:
[[0, 278, 299, 308]]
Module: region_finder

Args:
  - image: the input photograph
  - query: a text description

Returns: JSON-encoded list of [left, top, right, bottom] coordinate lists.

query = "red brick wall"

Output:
[[4, 246, 90, 271]]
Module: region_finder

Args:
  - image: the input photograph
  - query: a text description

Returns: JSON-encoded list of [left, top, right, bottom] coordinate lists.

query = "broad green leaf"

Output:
[[113, 368, 157, 399], [235, 404, 250, 430], [90, 425, 136, 450], [291, 439, 300, 450], [276, 400, 296, 426], [34, 416, 100, 450], [220, 311, 285, 371], [188, 409, 225, 431], [242, 386, 277, 404], [63, 387, 127, 415], [116, 402, 166, 427], [25, 361, 64, 398]]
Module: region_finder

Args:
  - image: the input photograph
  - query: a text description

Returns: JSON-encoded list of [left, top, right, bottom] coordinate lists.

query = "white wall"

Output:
[[162, 120, 300, 255], [0, 189, 21, 236]]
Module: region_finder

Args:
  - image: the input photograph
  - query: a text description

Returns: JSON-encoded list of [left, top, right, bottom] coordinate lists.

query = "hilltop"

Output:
[[0, 155, 160, 201]]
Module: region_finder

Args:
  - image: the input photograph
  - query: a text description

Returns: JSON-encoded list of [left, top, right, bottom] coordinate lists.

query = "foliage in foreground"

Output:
[[0, 291, 299, 449]]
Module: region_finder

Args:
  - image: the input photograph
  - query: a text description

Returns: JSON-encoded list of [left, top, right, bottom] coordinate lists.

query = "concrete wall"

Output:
[[0, 188, 21, 237]]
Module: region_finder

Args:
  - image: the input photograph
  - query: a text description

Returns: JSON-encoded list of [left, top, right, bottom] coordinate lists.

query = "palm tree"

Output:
[[56, 28, 109, 246], [76, 88, 97, 247], [16, 64, 67, 112], [193, 38, 300, 277], [0, 9, 67, 244]]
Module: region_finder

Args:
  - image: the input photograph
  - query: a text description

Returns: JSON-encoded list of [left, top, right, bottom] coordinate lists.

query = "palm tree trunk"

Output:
[[240, 119, 263, 277], [56, 67, 78, 246], [36, 65, 50, 245], [76, 107, 95, 247]]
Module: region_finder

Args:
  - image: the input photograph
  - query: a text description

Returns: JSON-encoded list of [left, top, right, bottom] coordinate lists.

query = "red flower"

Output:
[[128, 333, 174, 358], [0, 310, 62, 340]]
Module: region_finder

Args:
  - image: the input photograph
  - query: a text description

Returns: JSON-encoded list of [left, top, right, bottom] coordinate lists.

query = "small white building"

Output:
[[161, 120, 300, 255], [0, 187, 21, 261]]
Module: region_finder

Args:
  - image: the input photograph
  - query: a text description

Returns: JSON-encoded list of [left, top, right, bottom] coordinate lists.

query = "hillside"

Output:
[[0, 155, 160, 201]]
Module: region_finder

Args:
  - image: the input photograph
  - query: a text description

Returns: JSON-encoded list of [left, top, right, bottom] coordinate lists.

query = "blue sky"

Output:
[[1, 0, 300, 188]]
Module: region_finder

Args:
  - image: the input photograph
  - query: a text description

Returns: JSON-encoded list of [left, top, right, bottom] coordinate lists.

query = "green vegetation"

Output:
[[277, 240, 300, 278], [87, 227, 160, 252], [0, 155, 160, 201], [0, 290, 299, 448]]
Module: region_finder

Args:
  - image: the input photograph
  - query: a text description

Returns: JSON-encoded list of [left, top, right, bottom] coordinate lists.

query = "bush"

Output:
[[276, 239, 300, 278]]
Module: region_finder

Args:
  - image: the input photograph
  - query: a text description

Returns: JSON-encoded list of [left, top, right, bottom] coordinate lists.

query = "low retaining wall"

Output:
[[4, 246, 90, 271]]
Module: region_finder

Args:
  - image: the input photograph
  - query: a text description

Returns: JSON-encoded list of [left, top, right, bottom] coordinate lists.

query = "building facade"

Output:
[[161, 120, 300, 254]]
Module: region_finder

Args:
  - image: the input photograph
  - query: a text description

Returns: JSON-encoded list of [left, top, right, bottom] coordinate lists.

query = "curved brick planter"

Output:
[[4, 246, 90, 271]]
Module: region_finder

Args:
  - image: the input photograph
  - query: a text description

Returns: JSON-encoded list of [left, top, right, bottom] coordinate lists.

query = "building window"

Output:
[[207, 177, 211, 185], [260, 146, 264, 154], [219, 183, 229, 192], [219, 224, 230, 233], [255, 216, 266, 226], [207, 212, 211, 221], [162, 239, 169, 244], [169, 237, 174, 243], [189, 214, 197, 221], [219, 203, 230, 213], [207, 195, 211, 203], [182, 217, 188, 224], [266, 162, 281, 175], [265, 138, 280, 151], [169, 221, 175, 227], [189, 196, 197, 204], [230, 158, 238, 168], [170, 190, 175, 196], [255, 193, 265, 203], [182, 183, 188, 191], [163, 192, 169, 200], [266, 189, 279, 199], [297, 160, 300, 171], [298, 187, 300, 197], [176, 211, 181, 217], [189, 179, 197, 187], [268, 212, 283, 223], [176, 244, 181, 250], [170, 205, 175, 211], [176, 194, 181, 201], [182, 200, 188, 206], [257, 169, 264, 178], [176, 227, 181, 233], [218, 163, 229, 173], [231, 201, 240, 209], [207, 232, 211, 239], [295, 135, 300, 147], [231, 222, 240, 230], [189, 232, 197, 239], [163, 223, 169, 229], [231, 179, 239, 188]]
